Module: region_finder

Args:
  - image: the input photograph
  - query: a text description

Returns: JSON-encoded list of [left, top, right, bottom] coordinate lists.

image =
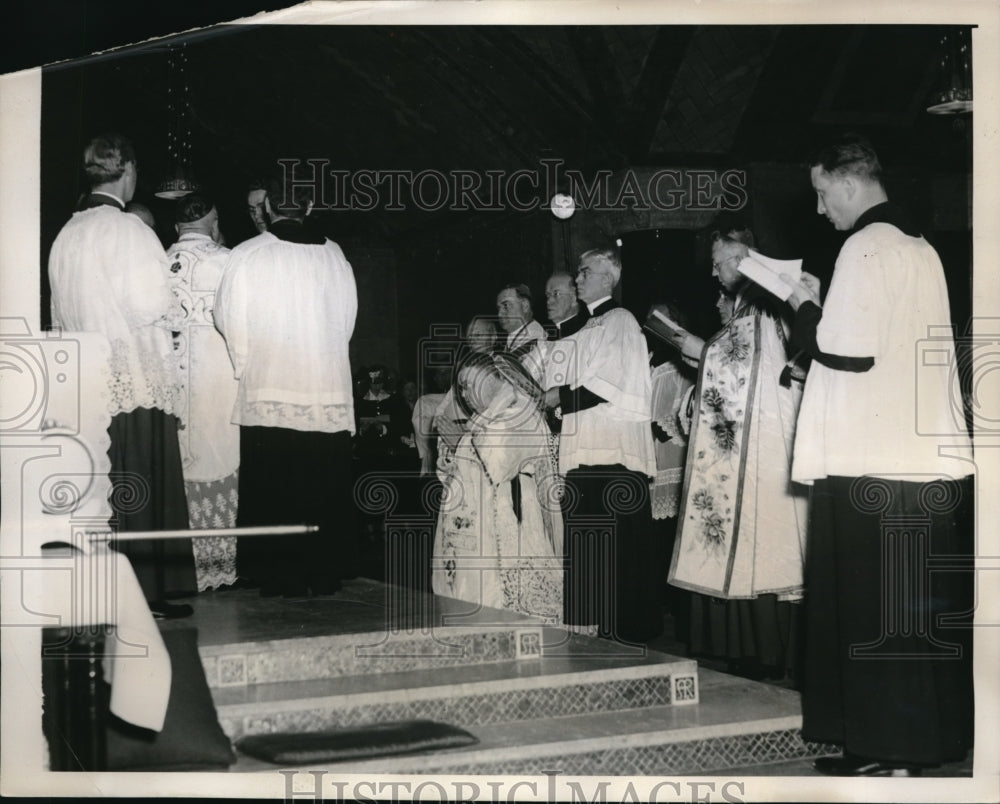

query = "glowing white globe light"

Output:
[[550, 194, 576, 219]]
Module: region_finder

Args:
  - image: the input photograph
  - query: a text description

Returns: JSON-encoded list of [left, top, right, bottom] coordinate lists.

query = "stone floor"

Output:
[[160, 575, 535, 646]]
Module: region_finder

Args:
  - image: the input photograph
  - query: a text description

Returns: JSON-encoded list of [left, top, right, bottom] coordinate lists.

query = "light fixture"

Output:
[[550, 193, 576, 220], [927, 29, 972, 115], [155, 43, 200, 199]]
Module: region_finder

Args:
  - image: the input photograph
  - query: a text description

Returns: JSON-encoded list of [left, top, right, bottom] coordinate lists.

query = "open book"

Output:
[[737, 249, 802, 301], [643, 306, 688, 350]]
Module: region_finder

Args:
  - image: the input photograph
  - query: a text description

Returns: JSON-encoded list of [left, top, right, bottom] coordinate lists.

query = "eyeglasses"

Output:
[[712, 255, 740, 272], [545, 290, 573, 300], [577, 267, 607, 279]]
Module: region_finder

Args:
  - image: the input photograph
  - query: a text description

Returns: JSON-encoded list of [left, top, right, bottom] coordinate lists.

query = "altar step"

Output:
[[172, 580, 833, 775], [183, 578, 560, 688], [228, 668, 832, 776], [199, 624, 555, 688], [212, 633, 699, 740]]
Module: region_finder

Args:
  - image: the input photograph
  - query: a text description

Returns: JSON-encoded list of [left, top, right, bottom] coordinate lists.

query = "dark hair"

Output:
[[175, 193, 216, 224], [499, 283, 533, 305], [83, 133, 136, 187], [810, 133, 883, 183], [265, 168, 314, 219]]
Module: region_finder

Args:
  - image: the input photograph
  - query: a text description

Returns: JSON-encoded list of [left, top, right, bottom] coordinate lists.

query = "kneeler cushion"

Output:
[[235, 720, 479, 765], [106, 627, 236, 770]]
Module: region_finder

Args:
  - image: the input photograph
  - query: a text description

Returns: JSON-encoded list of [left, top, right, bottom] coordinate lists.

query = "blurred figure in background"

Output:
[[644, 300, 696, 629], [354, 364, 411, 463], [246, 178, 268, 234], [412, 367, 452, 477]]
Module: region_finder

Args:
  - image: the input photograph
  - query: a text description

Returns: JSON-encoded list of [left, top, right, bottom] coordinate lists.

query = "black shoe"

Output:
[[149, 600, 193, 619], [813, 754, 923, 777]]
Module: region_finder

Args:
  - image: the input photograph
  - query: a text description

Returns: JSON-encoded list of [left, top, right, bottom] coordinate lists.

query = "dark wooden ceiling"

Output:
[[41, 23, 972, 241]]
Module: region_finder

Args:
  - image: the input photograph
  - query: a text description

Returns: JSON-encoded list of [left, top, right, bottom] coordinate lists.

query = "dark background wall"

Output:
[[31, 18, 974, 389]]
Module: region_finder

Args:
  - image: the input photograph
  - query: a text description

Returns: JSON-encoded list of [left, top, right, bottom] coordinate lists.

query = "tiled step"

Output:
[[182, 579, 832, 778], [199, 625, 549, 688], [228, 669, 835, 776], [189, 578, 569, 688], [214, 641, 699, 740]]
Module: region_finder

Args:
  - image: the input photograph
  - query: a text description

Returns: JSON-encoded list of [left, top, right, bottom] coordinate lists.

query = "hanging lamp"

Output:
[[155, 43, 200, 198], [926, 28, 972, 115]]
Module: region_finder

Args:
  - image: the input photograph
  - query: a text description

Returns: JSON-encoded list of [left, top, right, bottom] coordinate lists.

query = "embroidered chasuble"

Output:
[[432, 390, 563, 622], [669, 294, 807, 600]]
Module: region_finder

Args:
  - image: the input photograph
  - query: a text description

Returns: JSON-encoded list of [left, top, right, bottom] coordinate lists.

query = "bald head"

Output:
[[175, 193, 220, 242]]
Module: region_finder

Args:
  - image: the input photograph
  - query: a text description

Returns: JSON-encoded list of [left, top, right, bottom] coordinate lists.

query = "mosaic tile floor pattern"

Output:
[[427, 730, 839, 776], [221, 674, 678, 739], [186, 580, 975, 778], [201, 628, 539, 687]]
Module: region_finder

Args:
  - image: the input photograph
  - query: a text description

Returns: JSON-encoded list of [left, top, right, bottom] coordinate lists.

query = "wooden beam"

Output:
[[565, 26, 627, 154], [621, 27, 696, 163], [405, 29, 541, 170], [478, 29, 625, 165]]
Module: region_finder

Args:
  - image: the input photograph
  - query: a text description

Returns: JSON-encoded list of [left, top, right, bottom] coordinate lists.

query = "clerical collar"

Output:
[[554, 312, 576, 327], [80, 191, 125, 211], [851, 201, 921, 238], [270, 218, 325, 245], [586, 296, 613, 315]]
